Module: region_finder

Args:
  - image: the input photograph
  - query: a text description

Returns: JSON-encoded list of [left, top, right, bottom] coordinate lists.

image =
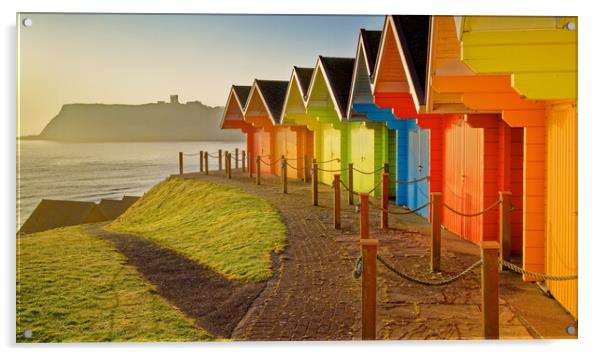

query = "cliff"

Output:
[[32, 101, 244, 142]]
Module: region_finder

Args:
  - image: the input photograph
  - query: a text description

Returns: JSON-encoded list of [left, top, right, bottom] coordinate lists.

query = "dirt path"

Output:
[[85, 223, 265, 339], [182, 169, 577, 340]]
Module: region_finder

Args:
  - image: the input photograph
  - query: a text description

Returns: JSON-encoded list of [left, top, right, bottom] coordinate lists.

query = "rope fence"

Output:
[[353, 166, 384, 175], [396, 176, 429, 185], [443, 199, 501, 217], [375, 255, 482, 286], [498, 259, 578, 281]]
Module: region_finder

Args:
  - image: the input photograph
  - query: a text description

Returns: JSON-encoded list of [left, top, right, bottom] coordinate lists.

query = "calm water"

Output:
[[16, 140, 245, 228]]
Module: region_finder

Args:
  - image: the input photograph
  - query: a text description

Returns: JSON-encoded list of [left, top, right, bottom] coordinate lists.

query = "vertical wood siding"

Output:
[[545, 101, 578, 318]]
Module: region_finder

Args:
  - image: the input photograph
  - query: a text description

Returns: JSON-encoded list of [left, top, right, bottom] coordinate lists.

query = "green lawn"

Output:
[[108, 177, 287, 283], [16, 226, 211, 342]]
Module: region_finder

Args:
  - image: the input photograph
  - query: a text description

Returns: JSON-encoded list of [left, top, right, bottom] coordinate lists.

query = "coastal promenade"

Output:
[[174, 169, 576, 340]]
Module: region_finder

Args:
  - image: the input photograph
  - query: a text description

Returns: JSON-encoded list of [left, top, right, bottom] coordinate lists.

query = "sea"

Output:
[[16, 140, 245, 229]]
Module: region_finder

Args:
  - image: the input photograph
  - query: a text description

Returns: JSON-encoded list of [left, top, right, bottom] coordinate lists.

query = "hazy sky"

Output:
[[17, 13, 384, 136]]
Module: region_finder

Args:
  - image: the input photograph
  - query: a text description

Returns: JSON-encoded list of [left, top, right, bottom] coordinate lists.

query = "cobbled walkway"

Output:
[[181, 168, 577, 340]]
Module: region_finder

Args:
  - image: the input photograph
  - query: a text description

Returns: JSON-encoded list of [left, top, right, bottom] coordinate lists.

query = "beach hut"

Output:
[[305, 56, 355, 186], [372, 15, 448, 219], [426, 15, 533, 261], [346, 29, 396, 200], [457, 16, 578, 317], [220, 85, 257, 171], [280, 66, 316, 180], [244, 79, 313, 178], [347, 28, 433, 215], [97, 197, 138, 220]]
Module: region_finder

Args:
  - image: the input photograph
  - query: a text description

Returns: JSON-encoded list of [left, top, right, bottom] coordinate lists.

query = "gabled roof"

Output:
[[294, 67, 314, 98], [233, 86, 251, 106], [347, 29, 383, 118], [280, 67, 314, 123], [361, 29, 382, 75], [307, 56, 355, 119], [245, 80, 289, 125], [392, 15, 430, 105], [19, 199, 107, 234], [373, 15, 430, 109], [220, 85, 252, 128]]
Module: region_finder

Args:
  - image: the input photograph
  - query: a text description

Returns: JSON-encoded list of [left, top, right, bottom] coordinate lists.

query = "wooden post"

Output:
[[381, 172, 389, 229], [348, 163, 354, 205], [333, 174, 341, 229], [383, 162, 389, 174], [312, 159, 318, 206], [281, 155, 287, 194], [499, 191, 512, 267], [430, 192, 442, 272], [226, 153, 232, 179], [360, 238, 378, 340], [303, 155, 309, 182], [360, 193, 369, 240], [224, 151, 229, 176], [256, 155, 261, 185], [204, 152, 208, 175], [178, 152, 183, 175], [199, 150, 204, 173], [218, 149, 223, 171], [248, 154, 253, 178], [235, 148, 239, 169], [242, 150, 246, 173], [481, 241, 500, 339]]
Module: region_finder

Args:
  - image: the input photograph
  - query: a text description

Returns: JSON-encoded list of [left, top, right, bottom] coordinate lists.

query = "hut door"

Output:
[[408, 125, 431, 218]]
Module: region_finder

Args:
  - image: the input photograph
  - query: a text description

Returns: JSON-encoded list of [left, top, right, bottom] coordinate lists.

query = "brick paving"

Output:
[[181, 168, 577, 340]]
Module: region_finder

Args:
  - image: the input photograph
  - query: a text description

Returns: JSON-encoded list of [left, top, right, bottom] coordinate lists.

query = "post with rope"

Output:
[[381, 172, 389, 229], [235, 148, 239, 169], [481, 241, 500, 339], [256, 155, 261, 185], [333, 174, 341, 229], [348, 163, 354, 205], [242, 150, 246, 173], [218, 149, 223, 171], [360, 238, 378, 340], [281, 155, 287, 194], [199, 151, 204, 173], [248, 154, 253, 178], [312, 158, 318, 206], [178, 152, 183, 175], [499, 191, 512, 267], [204, 152, 208, 175], [430, 192, 442, 272], [224, 151, 229, 177]]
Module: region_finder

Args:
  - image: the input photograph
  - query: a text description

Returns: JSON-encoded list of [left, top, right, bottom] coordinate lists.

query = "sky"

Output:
[[17, 13, 384, 136]]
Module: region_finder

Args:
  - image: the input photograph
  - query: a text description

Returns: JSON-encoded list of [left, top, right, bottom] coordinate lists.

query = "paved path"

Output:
[[181, 169, 576, 340]]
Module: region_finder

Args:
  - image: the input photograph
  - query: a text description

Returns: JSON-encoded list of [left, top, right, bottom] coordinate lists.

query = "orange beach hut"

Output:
[[244, 79, 314, 178], [456, 15, 578, 317]]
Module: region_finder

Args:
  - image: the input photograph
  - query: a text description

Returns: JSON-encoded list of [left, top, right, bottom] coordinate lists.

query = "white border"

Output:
[[3, 1, 600, 355]]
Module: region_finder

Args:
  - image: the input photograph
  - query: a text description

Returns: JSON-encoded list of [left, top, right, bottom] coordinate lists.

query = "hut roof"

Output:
[[232, 85, 252, 109], [361, 29, 382, 75], [19, 199, 108, 234], [317, 56, 355, 117], [253, 80, 289, 124], [121, 195, 140, 205], [293, 67, 314, 98], [391, 15, 430, 105]]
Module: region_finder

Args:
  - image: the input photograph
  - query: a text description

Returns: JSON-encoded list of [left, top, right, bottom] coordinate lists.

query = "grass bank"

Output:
[[16, 226, 210, 342], [107, 177, 286, 283]]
